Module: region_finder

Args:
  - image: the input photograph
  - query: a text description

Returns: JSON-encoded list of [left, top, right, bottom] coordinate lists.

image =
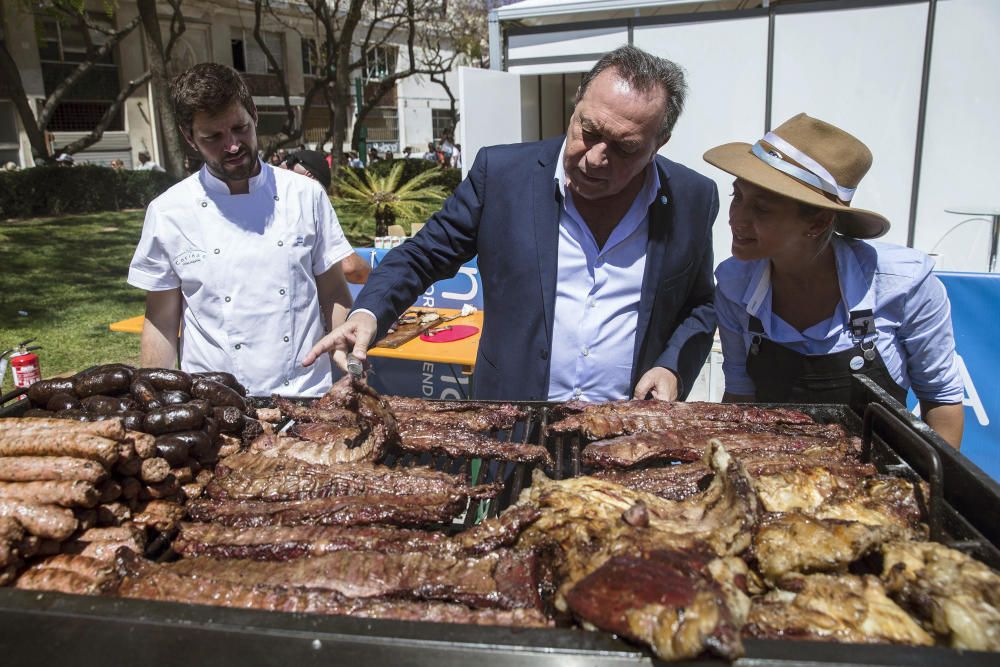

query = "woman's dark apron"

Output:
[[746, 308, 908, 405]]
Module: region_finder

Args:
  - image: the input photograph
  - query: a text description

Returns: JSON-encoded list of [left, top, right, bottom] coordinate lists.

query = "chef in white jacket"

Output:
[[127, 63, 353, 396]]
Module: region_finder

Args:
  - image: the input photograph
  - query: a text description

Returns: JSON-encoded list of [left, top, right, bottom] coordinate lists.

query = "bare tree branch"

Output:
[[55, 71, 152, 155]]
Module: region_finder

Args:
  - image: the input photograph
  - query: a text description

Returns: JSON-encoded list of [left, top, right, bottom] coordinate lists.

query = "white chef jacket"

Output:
[[127, 161, 353, 397]]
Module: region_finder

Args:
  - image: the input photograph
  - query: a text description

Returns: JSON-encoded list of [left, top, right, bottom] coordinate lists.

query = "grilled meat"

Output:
[[745, 573, 933, 646], [581, 429, 856, 468], [398, 422, 553, 466], [0, 417, 126, 441], [593, 454, 875, 501], [271, 397, 355, 424], [0, 433, 119, 467], [0, 456, 108, 484], [115, 550, 550, 627], [564, 547, 743, 661], [386, 396, 525, 418], [173, 506, 540, 561], [186, 493, 467, 528], [0, 500, 77, 540], [753, 514, 908, 582], [0, 516, 25, 569], [547, 400, 814, 439], [0, 480, 100, 508], [207, 453, 500, 502], [881, 540, 1000, 651], [517, 441, 757, 602], [250, 431, 384, 466], [15, 553, 120, 595]]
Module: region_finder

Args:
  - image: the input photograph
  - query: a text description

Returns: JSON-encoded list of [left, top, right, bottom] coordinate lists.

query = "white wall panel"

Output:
[[509, 27, 628, 61], [634, 17, 770, 268], [772, 4, 927, 247], [914, 0, 1000, 272], [458, 67, 522, 179]]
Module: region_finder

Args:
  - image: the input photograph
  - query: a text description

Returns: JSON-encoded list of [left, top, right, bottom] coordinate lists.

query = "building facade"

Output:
[[0, 0, 462, 168]]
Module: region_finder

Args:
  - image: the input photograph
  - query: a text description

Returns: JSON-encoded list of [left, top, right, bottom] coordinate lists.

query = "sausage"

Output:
[[140, 458, 171, 484], [133, 368, 192, 392], [0, 481, 100, 508], [46, 392, 80, 412], [189, 431, 221, 464], [140, 476, 179, 500], [203, 416, 220, 443], [0, 456, 107, 484], [0, 500, 78, 540], [129, 378, 163, 411], [119, 477, 141, 501], [96, 480, 122, 503], [75, 508, 97, 531], [127, 431, 157, 459], [192, 371, 247, 396], [0, 433, 119, 467], [81, 395, 135, 415], [155, 430, 208, 466], [212, 406, 245, 433], [116, 410, 145, 432], [27, 378, 76, 407], [95, 502, 131, 526], [0, 418, 126, 441], [72, 365, 133, 398], [191, 378, 247, 410], [186, 398, 213, 419], [54, 409, 89, 421], [142, 405, 204, 435], [22, 409, 55, 418], [15, 567, 107, 594], [131, 499, 185, 532], [160, 390, 191, 405]]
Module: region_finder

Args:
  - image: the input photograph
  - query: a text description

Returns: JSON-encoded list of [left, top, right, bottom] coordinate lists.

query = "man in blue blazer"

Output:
[[305, 46, 718, 402]]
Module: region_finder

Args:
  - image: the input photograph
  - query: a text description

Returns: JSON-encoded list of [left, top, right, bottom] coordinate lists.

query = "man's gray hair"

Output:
[[575, 45, 687, 141]]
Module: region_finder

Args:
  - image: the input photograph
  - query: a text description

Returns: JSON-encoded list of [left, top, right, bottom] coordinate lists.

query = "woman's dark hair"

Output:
[[171, 63, 255, 134]]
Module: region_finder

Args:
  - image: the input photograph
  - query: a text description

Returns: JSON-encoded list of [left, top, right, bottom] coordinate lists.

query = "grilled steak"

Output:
[[398, 422, 553, 466], [186, 493, 467, 528], [207, 453, 500, 502]]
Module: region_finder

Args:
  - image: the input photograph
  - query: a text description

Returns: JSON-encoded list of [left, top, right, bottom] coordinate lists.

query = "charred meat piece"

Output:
[[0, 516, 25, 569], [174, 506, 540, 561], [0, 500, 77, 540], [547, 400, 814, 439], [270, 397, 355, 424], [207, 453, 500, 502], [386, 396, 525, 418], [582, 429, 855, 469], [881, 540, 1000, 651], [186, 493, 467, 528], [745, 573, 933, 646], [516, 441, 758, 602], [398, 422, 553, 466], [752, 514, 908, 582], [15, 553, 120, 595], [249, 433, 378, 466], [565, 547, 743, 661], [115, 550, 550, 627], [162, 548, 541, 610], [395, 409, 521, 434]]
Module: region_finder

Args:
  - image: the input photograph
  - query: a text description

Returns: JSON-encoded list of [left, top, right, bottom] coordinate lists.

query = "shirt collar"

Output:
[[200, 158, 268, 195], [553, 139, 662, 209], [742, 235, 876, 324]]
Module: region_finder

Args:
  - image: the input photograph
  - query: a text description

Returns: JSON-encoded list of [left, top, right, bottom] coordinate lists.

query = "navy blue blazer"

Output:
[[354, 137, 720, 401]]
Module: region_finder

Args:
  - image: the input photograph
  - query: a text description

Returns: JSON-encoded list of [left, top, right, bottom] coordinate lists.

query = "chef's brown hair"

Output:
[[171, 63, 256, 135]]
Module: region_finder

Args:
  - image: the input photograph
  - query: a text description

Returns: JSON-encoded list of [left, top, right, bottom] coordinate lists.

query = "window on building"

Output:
[[432, 108, 455, 143], [0, 100, 19, 167], [36, 15, 123, 132], [301, 38, 320, 77], [363, 107, 399, 145], [231, 28, 284, 74], [364, 46, 397, 82]]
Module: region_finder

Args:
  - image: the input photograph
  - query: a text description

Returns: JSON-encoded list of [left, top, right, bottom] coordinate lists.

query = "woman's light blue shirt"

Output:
[[714, 236, 964, 402]]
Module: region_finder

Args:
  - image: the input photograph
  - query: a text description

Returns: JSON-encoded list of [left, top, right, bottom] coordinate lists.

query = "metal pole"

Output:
[[907, 0, 938, 248], [488, 11, 502, 71], [355, 77, 367, 166], [989, 214, 1000, 273], [764, 2, 775, 133]]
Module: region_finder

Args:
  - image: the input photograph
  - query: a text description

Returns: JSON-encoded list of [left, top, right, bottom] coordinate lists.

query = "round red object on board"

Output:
[[420, 325, 479, 343]]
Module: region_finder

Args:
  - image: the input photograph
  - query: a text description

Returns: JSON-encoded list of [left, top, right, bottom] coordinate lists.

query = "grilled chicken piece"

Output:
[[753, 514, 908, 582], [565, 548, 744, 661], [881, 540, 1000, 651], [746, 573, 933, 646], [755, 471, 925, 534]]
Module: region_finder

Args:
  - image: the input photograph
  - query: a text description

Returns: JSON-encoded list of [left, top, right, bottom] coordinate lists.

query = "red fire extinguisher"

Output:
[[2, 339, 42, 400]]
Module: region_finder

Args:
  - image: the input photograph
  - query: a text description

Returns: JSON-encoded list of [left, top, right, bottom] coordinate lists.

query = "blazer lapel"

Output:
[[533, 144, 562, 350], [632, 163, 673, 372]]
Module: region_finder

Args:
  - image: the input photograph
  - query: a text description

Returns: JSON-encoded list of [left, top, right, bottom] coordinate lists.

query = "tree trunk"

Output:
[[0, 32, 50, 162], [137, 0, 186, 179]]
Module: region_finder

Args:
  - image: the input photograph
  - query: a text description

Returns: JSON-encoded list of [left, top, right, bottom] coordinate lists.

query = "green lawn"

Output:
[[0, 207, 375, 396], [0, 210, 147, 394]]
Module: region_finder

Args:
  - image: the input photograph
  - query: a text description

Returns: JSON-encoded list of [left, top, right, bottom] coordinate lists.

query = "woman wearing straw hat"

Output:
[[704, 113, 964, 448]]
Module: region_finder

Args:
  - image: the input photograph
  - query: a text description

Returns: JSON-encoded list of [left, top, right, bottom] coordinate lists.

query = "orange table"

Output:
[[109, 315, 145, 334], [367, 308, 483, 373], [109, 308, 484, 372]]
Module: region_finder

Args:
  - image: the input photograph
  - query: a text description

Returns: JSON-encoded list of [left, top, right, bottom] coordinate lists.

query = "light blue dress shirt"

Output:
[[715, 235, 964, 402], [546, 142, 661, 402]]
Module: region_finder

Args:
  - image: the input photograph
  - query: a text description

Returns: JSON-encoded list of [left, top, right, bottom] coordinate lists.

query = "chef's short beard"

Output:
[[206, 151, 257, 184]]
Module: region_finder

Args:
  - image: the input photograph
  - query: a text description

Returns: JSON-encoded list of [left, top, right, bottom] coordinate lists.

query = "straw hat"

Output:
[[703, 113, 890, 239]]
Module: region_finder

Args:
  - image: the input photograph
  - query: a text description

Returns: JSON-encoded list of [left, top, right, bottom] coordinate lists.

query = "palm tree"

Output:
[[335, 163, 448, 238]]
